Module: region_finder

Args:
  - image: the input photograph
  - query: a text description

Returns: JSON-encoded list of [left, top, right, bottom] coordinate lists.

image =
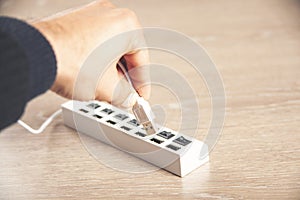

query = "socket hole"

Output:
[[79, 109, 88, 113], [135, 132, 146, 137], [93, 114, 102, 119], [128, 119, 140, 127], [120, 126, 131, 131], [101, 108, 114, 115], [166, 144, 181, 151], [106, 120, 116, 125], [150, 138, 164, 144]]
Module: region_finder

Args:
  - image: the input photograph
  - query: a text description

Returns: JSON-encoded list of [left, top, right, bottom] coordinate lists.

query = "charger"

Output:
[[132, 96, 157, 135]]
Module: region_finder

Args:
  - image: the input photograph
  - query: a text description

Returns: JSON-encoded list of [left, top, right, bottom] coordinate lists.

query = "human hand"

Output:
[[33, 0, 150, 108]]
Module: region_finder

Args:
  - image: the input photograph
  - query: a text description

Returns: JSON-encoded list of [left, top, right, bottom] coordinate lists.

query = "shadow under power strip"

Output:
[[62, 100, 209, 177]]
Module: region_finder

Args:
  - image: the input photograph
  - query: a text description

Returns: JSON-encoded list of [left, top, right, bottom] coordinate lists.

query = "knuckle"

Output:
[[115, 8, 139, 27], [119, 8, 136, 18], [100, 0, 115, 8]]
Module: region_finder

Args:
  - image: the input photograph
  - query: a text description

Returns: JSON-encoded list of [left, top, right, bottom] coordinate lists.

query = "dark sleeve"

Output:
[[0, 17, 57, 130]]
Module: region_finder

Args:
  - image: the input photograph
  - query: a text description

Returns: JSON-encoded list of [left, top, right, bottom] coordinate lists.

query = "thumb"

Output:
[[111, 73, 139, 109], [95, 63, 139, 109]]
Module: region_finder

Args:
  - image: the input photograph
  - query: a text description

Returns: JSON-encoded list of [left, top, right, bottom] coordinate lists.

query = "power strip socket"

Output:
[[62, 100, 209, 177]]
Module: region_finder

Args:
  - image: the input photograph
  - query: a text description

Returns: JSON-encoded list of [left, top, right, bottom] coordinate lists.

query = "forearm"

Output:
[[0, 17, 57, 130]]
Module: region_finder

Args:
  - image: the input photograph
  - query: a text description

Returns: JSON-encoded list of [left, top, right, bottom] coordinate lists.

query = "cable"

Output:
[[117, 61, 136, 92], [117, 61, 157, 135], [18, 109, 62, 134]]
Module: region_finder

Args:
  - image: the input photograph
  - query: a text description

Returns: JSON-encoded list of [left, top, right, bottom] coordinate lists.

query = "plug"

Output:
[[132, 97, 157, 135]]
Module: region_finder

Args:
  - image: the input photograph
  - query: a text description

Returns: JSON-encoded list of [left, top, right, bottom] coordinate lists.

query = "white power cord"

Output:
[[18, 109, 62, 134]]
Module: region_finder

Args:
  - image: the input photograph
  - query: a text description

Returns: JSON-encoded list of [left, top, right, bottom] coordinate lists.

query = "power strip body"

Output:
[[62, 100, 209, 177]]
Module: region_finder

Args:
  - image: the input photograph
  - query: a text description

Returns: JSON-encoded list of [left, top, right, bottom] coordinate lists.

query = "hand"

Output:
[[33, 0, 150, 107]]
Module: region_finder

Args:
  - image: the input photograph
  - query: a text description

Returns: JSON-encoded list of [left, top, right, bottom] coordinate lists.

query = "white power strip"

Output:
[[61, 100, 209, 177]]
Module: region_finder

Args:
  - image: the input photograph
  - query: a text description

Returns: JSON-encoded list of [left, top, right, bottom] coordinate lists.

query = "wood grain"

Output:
[[0, 0, 299, 199]]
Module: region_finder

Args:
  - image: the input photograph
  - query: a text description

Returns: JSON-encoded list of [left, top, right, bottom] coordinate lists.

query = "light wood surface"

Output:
[[0, 0, 300, 199]]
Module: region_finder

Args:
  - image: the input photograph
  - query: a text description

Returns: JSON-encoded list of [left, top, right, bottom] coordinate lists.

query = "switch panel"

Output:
[[61, 100, 209, 177]]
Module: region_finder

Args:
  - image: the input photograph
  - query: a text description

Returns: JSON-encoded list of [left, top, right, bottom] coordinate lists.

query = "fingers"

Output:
[[111, 76, 139, 109], [44, 0, 151, 104], [95, 61, 137, 108]]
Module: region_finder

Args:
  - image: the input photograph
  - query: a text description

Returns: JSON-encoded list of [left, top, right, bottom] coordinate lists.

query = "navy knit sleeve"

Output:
[[0, 17, 57, 130]]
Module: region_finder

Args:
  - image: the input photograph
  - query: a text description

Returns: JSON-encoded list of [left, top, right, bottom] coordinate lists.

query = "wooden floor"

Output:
[[0, 0, 300, 199]]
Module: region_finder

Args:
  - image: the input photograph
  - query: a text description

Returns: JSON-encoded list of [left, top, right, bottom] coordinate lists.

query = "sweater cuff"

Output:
[[0, 17, 57, 100]]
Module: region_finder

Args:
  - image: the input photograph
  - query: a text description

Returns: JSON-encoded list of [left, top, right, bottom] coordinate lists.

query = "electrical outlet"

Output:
[[61, 100, 209, 177]]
